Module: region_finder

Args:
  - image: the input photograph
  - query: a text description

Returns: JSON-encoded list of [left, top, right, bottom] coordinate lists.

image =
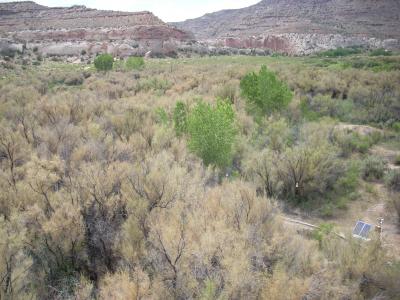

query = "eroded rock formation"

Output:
[[1, 0, 399, 57], [0, 1, 193, 57], [173, 0, 400, 54]]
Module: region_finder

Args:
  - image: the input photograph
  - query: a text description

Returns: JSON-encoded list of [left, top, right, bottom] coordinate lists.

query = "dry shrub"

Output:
[[86, 78, 125, 99], [394, 198, 400, 223], [322, 236, 400, 298], [109, 104, 155, 146], [0, 216, 32, 300], [1, 57, 399, 299], [262, 266, 310, 300], [73, 276, 93, 300], [99, 270, 150, 300], [361, 155, 388, 181], [214, 83, 238, 103]]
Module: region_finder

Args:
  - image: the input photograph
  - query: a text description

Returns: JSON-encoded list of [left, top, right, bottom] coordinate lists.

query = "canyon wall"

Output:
[[0, 1, 193, 57], [173, 0, 400, 55]]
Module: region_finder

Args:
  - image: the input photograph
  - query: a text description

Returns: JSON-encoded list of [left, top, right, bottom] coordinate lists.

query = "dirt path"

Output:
[[282, 216, 346, 239]]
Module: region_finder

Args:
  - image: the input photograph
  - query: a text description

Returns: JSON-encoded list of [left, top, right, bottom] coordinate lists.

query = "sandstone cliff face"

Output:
[[0, 1, 193, 57], [2, 1, 399, 57], [173, 0, 400, 54]]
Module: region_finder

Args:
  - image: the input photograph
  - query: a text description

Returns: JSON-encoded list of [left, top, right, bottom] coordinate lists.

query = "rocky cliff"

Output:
[[0, 1, 193, 57], [2, 0, 399, 58], [173, 0, 400, 55]]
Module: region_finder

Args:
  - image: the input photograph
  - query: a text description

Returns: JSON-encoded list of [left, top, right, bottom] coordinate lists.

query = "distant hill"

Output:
[[1, 1, 399, 57], [0, 1, 192, 57], [0, 1, 166, 31], [173, 0, 400, 54]]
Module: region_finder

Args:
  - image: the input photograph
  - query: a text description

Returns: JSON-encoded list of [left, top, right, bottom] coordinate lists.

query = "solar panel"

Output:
[[360, 223, 372, 238], [353, 220, 373, 240], [353, 221, 364, 235]]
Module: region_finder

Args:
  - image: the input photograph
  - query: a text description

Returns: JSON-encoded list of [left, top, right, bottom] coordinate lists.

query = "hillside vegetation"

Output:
[[0, 53, 400, 299]]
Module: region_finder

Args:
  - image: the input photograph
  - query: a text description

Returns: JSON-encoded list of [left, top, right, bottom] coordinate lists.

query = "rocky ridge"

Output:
[[0, 1, 193, 58], [173, 0, 400, 55], [1, 0, 400, 58]]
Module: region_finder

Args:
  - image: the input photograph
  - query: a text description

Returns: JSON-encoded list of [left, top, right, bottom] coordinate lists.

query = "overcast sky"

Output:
[[0, 0, 260, 22]]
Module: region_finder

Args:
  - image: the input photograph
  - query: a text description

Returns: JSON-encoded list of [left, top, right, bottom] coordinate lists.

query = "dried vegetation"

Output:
[[0, 55, 399, 299]]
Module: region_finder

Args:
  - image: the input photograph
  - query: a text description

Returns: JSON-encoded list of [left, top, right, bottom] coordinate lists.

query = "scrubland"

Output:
[[0, 53, 400, 299]]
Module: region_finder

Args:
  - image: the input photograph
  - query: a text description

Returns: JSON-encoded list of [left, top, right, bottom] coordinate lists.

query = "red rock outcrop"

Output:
[[223, 36, 291, 53]]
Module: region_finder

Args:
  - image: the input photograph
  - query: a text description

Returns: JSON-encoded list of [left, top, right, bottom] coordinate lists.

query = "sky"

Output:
[[1, 0, 260, 22]]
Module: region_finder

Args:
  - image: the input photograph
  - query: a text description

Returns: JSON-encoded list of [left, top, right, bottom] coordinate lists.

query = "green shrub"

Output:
[[301, 96, 359, 123], [361, 155, 388, 181], [348, 84, 399, 124], [300, 98, 320, 121], [343, 57, 400, 72], [173, 101, 188, 136], [335, 162, 360, 192], [341, 134, 370, 155], [334, 132, 381, 156], [155, 107, 169, 126], [369, 48, 392, 57], [324, 162, 361, 211], [187, 99, 237, 168], [317, 47, 362, 57], [240, 65, 292, 117], [94, 54, 113, 71], [386, 170, 400, 192], [393, 122, 400, 133], [312, 223, 334, 248], [125, 56, 145, 70]]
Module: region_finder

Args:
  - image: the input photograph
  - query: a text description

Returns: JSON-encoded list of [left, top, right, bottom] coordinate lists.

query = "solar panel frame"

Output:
[[352, 220, 373, 240]]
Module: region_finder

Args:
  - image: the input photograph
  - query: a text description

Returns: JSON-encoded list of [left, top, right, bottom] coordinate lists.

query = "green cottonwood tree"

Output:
[[94, 54, 114, 72], [173, 101, 189, 137], [187, 99, 236, 168], [240, 65, 292, 117]]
